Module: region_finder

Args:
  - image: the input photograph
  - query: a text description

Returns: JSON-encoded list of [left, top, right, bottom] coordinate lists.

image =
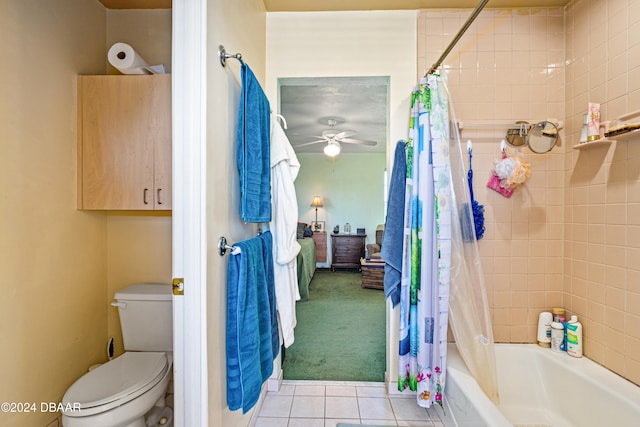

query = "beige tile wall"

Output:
[[565, 0, 640, 385], [420, 3, 640, 385], [418, 7, 566, 344]]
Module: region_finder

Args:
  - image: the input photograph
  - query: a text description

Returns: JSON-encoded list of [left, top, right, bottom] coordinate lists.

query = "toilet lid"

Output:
[[63, 352, 168, 409]]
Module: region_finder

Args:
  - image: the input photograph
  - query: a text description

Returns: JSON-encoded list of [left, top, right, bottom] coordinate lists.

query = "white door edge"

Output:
[[172, 0, 208, 426]]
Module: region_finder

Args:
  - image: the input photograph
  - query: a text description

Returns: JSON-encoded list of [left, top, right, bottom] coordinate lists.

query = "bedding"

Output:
[[296, 237, 316, 301]]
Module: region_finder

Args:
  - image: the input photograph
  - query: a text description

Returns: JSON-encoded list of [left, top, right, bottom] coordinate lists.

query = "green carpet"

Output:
[[283, 269, 386, 382]]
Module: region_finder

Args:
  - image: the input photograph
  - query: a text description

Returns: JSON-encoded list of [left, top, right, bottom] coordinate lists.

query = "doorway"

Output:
[[277, 76, 389, 382]]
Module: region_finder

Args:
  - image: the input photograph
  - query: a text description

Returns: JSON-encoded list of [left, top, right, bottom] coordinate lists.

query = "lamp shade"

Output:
[[310, 196, 323, 208], [323, 142, 341, 157]]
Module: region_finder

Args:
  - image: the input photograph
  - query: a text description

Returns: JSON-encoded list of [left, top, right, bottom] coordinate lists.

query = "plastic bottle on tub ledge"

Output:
[[537, 311, 552, 348], [552, 307, 567, 352], [550, 320, 564, 352], [566, 315, 583, 358]]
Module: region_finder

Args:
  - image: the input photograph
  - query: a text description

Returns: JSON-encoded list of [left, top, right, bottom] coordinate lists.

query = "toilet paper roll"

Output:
[[108, 42, 153, 75]]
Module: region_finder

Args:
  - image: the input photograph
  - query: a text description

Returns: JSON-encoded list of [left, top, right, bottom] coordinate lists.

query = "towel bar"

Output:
[[218, 45, 244, 67], [218, 236, 236, 256]]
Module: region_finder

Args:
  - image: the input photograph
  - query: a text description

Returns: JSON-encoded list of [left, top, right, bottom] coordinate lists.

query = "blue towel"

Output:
[[226, 231, 279, 413], [380, 141, 407, 307], [237, 63, 272, 223]]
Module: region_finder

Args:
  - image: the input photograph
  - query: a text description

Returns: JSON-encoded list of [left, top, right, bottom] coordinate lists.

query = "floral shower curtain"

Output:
[[397, 73, 499, 410], [398, 74, 452, 410]]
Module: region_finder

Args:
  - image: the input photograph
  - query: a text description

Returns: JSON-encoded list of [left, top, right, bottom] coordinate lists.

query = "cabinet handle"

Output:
[[157, 189, 163, 205], [143, 188, 149, 205]]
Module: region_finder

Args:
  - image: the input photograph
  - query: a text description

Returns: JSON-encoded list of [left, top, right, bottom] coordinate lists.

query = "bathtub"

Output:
[[442, 343, 640, 427]]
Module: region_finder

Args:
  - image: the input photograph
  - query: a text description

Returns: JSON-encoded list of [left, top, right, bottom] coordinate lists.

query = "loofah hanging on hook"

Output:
[[487, 142, 531, 198], [461, 141, 485, 241]]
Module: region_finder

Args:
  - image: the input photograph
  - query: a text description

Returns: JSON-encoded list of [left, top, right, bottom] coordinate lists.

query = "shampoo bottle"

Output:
[[566, 315, 583, 358], [550, 320, 564, 352], [587, 103, 601, 142], [552, 307, 567, 351], [537, 312, 552, 348], [580, 113, 589, 143]]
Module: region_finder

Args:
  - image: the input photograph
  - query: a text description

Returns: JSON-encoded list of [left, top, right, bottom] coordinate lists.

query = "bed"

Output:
[[296, 237, 316, 301]]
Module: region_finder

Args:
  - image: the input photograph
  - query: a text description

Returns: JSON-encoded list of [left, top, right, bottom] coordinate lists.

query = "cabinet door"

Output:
[[151, 75, 172, 209], [78, 75, 171, 210]]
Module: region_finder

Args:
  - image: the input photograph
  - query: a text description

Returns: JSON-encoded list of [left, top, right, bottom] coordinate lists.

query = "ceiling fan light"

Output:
[[324, 142, 341, 157]]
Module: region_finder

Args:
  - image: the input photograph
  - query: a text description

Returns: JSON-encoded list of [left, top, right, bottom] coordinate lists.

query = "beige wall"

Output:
[[104, 9, 173, 359], [420, 3, 640, 386], [266, 10, 418, 166], [106, 212, 173, 357], [0, 1, 107, 426], [564, 0, 640, 385], [106, 9, 173, 74], [206, 1, 267, 425], [0, 3, 173, 426]]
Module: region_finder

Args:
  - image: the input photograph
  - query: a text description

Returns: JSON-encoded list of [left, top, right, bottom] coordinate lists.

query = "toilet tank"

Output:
[[113, 283, 173, 352]]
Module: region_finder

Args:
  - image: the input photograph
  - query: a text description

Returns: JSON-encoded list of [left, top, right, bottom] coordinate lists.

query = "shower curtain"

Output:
[[397, 74, 499, 409]]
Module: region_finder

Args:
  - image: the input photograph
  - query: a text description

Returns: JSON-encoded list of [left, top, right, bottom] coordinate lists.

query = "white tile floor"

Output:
[[255, 380, 446, 427]]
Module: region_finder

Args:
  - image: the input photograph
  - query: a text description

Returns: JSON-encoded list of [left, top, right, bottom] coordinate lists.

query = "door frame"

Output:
[[171, 0, 208, 426]]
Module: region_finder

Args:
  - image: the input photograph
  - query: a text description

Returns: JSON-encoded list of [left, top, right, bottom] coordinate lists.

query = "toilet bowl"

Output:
[[61, 283, 174, 427], [61, 352, 172, 427]]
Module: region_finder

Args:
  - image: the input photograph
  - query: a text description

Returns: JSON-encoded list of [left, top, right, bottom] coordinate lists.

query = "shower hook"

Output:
[[218, 45, 244, 67]]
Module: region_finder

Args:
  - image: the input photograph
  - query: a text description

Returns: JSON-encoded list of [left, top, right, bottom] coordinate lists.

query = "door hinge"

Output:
[[172, 278, 184, 296]]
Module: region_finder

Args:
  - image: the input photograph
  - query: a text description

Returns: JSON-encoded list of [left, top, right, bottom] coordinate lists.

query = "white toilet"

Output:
[[61, 283, 173, 427]]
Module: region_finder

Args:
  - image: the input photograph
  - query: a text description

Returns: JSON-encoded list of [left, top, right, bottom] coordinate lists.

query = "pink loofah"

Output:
[[487, 171, 514, 198], [487, 148, 532, 198]]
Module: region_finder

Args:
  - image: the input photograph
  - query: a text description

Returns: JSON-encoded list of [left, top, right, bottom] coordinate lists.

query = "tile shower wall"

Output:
[[418, 7, 566, 344], [565, 0, 640, 385], [419, 3, 640, 386]]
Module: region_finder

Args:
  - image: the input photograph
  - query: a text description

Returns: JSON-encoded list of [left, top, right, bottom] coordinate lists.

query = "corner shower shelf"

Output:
[[572, 139, 614, 150]]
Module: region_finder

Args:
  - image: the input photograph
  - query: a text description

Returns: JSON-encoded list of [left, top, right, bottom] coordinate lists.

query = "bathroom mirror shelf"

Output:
[[572, 139, 614, 150], [458, 119, 563, 153]]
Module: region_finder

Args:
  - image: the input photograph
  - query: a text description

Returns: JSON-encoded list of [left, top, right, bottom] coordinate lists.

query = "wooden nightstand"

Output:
[[331, 234, 366, 271], [361, 258, 384, 289], [311, 232, 327, 263]]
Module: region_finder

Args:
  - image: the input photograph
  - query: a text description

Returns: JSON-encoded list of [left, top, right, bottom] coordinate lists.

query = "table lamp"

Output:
[[310, 196, 323, 229]]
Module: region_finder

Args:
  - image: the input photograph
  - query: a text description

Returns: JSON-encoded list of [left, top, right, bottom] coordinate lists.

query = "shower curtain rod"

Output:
[[426, 0, 489, 76]]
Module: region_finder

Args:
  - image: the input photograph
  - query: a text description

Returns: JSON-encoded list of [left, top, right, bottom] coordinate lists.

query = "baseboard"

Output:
[[248, 382, 271, 427], [385, 371, 417, 397], [267, 369, 283, 392]]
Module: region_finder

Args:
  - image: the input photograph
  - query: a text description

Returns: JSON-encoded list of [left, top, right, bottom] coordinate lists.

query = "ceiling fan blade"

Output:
[[334, 130, 357, 139], [338, 137, 377, 146], [295, 140, 326, 147], [321, 130, 338, 139]]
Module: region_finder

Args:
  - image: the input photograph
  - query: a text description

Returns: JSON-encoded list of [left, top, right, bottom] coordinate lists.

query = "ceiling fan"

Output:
[[295, 119, 377, 157]]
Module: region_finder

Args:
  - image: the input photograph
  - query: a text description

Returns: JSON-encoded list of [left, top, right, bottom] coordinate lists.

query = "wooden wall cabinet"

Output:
[[311, 232, 327, 263], [331, 234, 366, 271], [77, 75, 171, 210]]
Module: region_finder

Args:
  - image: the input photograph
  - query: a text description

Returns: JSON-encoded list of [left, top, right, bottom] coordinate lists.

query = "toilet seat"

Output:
[[62, 352, 169, 417]]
